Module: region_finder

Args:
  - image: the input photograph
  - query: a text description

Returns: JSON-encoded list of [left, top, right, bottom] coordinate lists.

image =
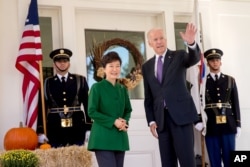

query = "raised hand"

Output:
[[179, 23, 197, 45]]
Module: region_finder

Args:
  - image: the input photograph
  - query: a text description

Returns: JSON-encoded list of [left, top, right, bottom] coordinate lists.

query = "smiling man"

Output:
[[142, 23, 201, 167]]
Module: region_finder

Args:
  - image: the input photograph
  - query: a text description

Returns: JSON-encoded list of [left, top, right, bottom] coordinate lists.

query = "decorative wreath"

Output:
[[89, 38, 143, 90]]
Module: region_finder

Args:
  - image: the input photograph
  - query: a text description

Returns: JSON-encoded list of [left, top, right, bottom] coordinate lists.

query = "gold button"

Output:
[[63, 98, 67, 101]]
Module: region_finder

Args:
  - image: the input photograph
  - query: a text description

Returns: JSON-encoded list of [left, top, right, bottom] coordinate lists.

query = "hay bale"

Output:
[[0, 145, 92, 167], [34, 145, 92, 167]]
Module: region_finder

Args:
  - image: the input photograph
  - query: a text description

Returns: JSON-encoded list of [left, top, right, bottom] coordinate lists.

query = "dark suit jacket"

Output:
[[142, 46, 201, 132]]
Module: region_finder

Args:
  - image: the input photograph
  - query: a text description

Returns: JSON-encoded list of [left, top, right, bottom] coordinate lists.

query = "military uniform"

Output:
[[205, 73, 241, 136], [44, 48, 92, 147], [204, 48, 241, 167]]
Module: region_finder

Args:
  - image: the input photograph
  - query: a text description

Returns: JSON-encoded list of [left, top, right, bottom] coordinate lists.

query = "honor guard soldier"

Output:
[[204, 48, 241, 167], [44, 48, 92, 147]]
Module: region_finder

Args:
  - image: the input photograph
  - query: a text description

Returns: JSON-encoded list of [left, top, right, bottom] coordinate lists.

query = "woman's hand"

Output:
[[114, 118, 129, 131]]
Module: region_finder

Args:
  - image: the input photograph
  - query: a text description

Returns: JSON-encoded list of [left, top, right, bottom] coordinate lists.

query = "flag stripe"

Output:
[[20, 43, 42, 51], [15, 0, 42, 130]]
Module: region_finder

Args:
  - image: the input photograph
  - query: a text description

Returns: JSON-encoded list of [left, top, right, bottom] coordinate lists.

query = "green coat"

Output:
[[87, 79, 132, 151]]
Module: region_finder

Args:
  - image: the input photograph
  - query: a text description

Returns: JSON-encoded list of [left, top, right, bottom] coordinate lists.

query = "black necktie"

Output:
[[61, 76, 66, 85], [215, 74, 218, 82]]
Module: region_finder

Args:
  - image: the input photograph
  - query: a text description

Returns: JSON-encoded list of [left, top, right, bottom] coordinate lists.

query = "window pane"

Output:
[[39, 17, 53, 79]]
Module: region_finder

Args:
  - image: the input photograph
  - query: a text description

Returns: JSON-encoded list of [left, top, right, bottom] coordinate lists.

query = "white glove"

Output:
[[85, 130, 91, 143], [38, 133, 49, 143], [236, 127, 241, 138], [194, 122, 204, 132]]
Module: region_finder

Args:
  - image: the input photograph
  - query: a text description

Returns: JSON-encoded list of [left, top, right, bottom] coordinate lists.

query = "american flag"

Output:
[[15, 0, 42, 130]]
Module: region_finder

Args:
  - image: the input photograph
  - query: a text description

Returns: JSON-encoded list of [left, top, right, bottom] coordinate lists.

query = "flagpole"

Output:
[[191, 0, 207, 166], [198, 11, 206, 167], [39, 61, 47, 135]]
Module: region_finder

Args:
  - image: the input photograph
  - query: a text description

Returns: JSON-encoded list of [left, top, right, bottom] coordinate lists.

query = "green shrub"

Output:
[[0, 149, 39, 167]]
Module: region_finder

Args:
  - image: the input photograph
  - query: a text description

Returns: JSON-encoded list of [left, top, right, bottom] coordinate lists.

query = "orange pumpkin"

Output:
[[4, 122, 38, 150], [39, 142, 51, 150]]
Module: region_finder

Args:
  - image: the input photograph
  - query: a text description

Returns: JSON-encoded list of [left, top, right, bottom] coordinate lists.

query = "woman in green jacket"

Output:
[[87, 51, 132, 167]]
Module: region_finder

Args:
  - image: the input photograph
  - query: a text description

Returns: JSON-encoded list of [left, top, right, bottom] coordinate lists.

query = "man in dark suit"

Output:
[[44, 48, 92, 147], [203, 48, 241, 167], [142, 23, 201, 167]]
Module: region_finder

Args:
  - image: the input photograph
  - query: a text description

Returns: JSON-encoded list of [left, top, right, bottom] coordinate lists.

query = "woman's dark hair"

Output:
[[101, 51, 122, 67]]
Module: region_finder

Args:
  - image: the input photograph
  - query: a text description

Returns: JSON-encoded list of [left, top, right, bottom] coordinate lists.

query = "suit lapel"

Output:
[[151, 57, 159, 83], [162, 50, 174, 83]]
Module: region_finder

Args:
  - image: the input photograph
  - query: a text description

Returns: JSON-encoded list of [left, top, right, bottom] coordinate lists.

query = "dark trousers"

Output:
[[205, 134, 235, 167], [95, 150, 125, 167], [157, 109, 196, 167]]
